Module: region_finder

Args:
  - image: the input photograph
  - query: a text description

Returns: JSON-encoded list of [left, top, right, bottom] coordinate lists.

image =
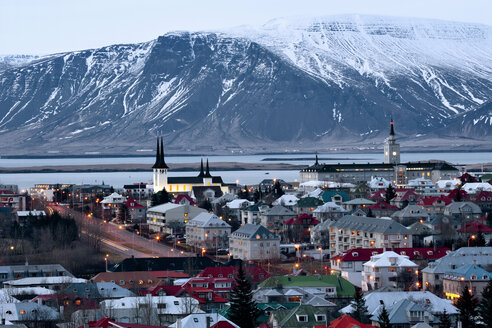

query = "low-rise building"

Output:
[[443, 201, 482, 220], [91, 271, 161, 291], [100, 192, 126, 219], [123, 197, 146, 223], [422, 247, 492, 296], [3, 276, 86, 291], [443, 263, 492, 303], [361, 251, 418, 291], [229, 224, 280, 261], [312, 202, 347, 222], [315, 215, 412, 257], [147, 202, 207, 234], [0, 264, 73, 286], [185, 213, 231, 251], [294, 197, 323, 215], [392, 205, 429, 225], [259, 205, 295, 233], [170, 313, 239, 328]]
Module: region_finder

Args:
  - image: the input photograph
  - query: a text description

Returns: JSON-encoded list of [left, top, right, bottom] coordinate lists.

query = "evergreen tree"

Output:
[[377, 304, 392, 328], [350, 289, 370, 323], [367, 208, 375, 218], [228, 264, 260, 328], [151, 189, 170, 206], [486, 212, 492, 228], [478, 279, 492, 327], [438, 310, 452, 328], [385, 184, 396, 203], [453, 185, 463, 202], [476, 230, 486, 247], [273, 181, 284, 196], [456, 286, 478, 328]]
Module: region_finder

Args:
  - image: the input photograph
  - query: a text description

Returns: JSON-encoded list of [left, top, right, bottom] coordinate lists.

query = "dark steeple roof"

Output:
[[204, 159, 212, 178], [152, 137, 169, 169], [315, 152, 319, 166], [198, 159, 205, 178], [390, 119, 395, 136], [152, 137, 161, 169]]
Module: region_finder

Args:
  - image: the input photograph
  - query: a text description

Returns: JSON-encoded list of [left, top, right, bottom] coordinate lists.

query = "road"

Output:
[[47, 204, 196, 259]]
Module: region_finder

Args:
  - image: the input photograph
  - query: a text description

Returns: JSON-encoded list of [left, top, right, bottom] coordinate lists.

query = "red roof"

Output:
[[368, 201, 399, 210], [141, 285, 183, 296], [211, 322, 238, 328], [473, 191, 492, 203], [324, 315, 375, 328], [31, 294, 98, 309], [331, 247, 451, 262], [459, 173, 478, 183], [174, 194, 196, 206], [284, 214, 320, 225], [369, 190, 386, 201], [457, 221, 492, 233], [447, 188, 469, 200], [0, 190, 16, 195], [123, 197, 145, 209], [393, 189, 421, 202], [197, 265, 270, 283], [418, 195, 452, 206], [147, 270, 190, 279], [185, 286, 228, 303]]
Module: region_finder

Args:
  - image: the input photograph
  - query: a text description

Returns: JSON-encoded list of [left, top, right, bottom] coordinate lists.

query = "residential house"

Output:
[[123, 197, 146, 223], [342, 198, 375, 212], [443, 201, 482, 220], [190, 186, 224, 204], [170, 313, 239, 328], [91, 271, 161, 291], [316, 215, 412, 257], [196, 265, 270, 288], [417, 196, 452, 215], [407, 178, 438, 195], [174, 194, 196, 206], [406, 221, 434, 247], [185, 213, 231, 251], [391, 189, 421, 208], [259, 179, 292, 192], [147, 202, 207, 234], [320, 190, 350, 205], [99, 295, 202, 326], [340, 291, 458, 325], [361, 251, 419, 291], [436, 180, 460, 193], [0, 263, 73, 287], [3, 276, 86, 291], [123, 183, 151, 200], [462, 182, 492, 194], [368, 201, 399, 218], [369, 299, 441, 328], [0, 303, 59, 325], [283, 214, 320, 243], [268, 304, 330, 328], [392, 205, 429, 225], [471, 190, 492, 212], [229, 224, 280, 261], [240, 202, 268, 225], [442, 263, 492, 303], [368, 177, 392, 191], [422, 247, 492, 296], [0, 190, 27, 211], [294, 197, 323, 215], [223, 199, 254, 221], [183, 276, 235, 300], [272, 195, 300, 209], [457, 221, 492, 244], [62, 282, 136, 299], [312, 202, 347, 222], [330, 247, 450, 288], [318, 314, 374, 328], [146, 270, 190, 285], [101, 192, 126, 219], [259, 205, 295, 233]]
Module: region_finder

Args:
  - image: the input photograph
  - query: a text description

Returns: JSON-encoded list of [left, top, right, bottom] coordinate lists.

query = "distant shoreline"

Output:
[[0, 162, 306, 174]]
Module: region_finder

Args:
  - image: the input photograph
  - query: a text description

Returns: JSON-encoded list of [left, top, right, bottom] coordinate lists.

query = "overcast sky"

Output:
[[1, 0, 491, 55]]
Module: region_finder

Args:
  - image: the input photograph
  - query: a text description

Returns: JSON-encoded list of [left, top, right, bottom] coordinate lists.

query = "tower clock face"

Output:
[[385, 152, 388, 156], [392, 151, 397, 156]]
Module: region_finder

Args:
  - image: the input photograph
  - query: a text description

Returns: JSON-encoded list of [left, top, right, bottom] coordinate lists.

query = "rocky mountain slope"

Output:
[[0, 15, 491, 155]]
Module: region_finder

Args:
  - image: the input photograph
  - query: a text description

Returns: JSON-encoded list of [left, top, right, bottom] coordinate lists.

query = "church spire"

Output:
[[152, 137, 161, 169], [204, 159, 212, 178], [315, 152, 319, 166], [198, 159, 204, 177], [390, 119, 395, 136]]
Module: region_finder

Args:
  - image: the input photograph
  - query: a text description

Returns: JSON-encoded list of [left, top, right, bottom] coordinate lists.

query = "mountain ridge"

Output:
[[0, 15, 491, 155]]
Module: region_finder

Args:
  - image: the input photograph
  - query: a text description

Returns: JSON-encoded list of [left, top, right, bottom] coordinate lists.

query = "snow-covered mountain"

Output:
[[0, 15, 491, 155], [0, 54, 40, 71]]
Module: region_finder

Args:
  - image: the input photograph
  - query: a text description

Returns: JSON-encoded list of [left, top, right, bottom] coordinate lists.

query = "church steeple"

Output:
[[204, 159, 212, 178], [152, 137, 161, 169], [384, 119, 400, 164], [198, 159, 205, 177], [390, 119, 395, 137], [315, 152, 319, 166]]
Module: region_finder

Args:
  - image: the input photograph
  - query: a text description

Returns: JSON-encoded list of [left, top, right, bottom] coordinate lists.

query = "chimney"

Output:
[[206, 316, 212, 328], [2, 318, 6, 325]]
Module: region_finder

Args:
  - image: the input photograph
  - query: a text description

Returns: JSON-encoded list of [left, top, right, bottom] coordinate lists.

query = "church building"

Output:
[[300, 121, 459, 185], [152, 138, 226, 194]]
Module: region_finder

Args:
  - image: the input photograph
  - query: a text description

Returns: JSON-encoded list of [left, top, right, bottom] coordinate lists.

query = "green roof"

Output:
[[258, 275, 355, 297], [296, 197, 324, 207], [272, 304, 328, 327], [220, 303, 299, 323], [321, 190, 350, 203]]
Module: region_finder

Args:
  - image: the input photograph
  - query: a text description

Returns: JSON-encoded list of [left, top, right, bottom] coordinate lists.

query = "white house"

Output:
[[224, 199, 253, 221], [436, 180, 460, 192], [3, 276, 86, 291], [147, 203, 207, 234], [361, 251, 418, 291], [407, 178, 438, 194], [368, 177, 391, 190], [170, 313, 239, 328], [272, 195, 299, 208], [312, 202, 346, 222], [462, 182, 492, 194], [185, 213, 231, 251], [229, 224, 280, 261]]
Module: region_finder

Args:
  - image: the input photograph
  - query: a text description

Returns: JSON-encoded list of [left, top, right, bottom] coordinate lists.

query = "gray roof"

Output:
[[265, 205, 295, 216], [444, 201, 482, 215], [232, 224, 279, 240], [328, 215, 411, 234], [392, 205, 429, 219], [422, 247, 492, 274]]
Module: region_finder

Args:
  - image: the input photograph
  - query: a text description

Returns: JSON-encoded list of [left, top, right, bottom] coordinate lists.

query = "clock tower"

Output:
[[384, 120, 400, 164]]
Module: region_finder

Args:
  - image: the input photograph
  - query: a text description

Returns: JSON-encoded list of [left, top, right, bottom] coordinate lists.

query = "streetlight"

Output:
[[202, 248, 206, 257], [104, 254, 109, 272], [468, 235, 476, 247], [318, 247, 323, 273]]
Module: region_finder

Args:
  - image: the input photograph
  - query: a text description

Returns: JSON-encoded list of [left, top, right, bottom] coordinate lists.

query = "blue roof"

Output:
[[321, 190, 350, 202], [446, 264, 491, 280]]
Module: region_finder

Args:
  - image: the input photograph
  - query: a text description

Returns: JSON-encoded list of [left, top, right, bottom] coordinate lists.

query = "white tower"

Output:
[[152, 137, 169, 193], [384, 120, 400, 164]]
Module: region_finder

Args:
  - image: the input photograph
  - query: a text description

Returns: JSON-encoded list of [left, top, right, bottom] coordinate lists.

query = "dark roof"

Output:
[[204, 159, 212, 178], [110, 256, 218, 275], [152, 137, 169, 169], [168, 176, 223, 184], [301, 161, 458, 173]]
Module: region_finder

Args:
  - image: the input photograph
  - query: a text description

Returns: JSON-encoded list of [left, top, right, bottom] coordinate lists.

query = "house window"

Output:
[[174, 301, 179, 305], [316, 315, 326, 322], [297, 315, 308, 322], [119, 280, 125, 285]]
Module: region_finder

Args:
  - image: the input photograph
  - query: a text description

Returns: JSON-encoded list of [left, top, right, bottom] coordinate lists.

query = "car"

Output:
[[216, 248, 229, 255]]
